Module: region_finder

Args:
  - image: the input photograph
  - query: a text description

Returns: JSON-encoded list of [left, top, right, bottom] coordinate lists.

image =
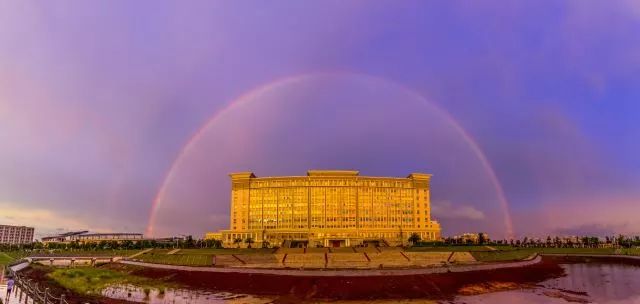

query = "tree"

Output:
[[233, 237, 242, 248], [122, 240, 134, 249], [185, 235, 196, 249], [408, 233, 421, 245], [245, 237, 254, 248], [478, 233, 487, 245]]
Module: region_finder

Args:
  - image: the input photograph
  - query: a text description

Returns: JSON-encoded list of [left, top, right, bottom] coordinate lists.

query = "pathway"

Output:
[[119, 255, 542, 277], [2, 283, 36, 304], [167, 249, 181, 255], [129, 248, 152, 259]]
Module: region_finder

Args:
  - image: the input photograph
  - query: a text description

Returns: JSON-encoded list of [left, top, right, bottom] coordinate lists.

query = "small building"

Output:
[[0, 225, 35, 245], [41, 231, 143, 244], [453, 233, 489, 244], [205, 232, 222, 240]]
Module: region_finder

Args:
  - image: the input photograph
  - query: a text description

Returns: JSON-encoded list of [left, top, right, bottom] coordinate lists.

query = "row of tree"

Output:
[[412, 233, 640, 248], [0, 237, 224, 252]]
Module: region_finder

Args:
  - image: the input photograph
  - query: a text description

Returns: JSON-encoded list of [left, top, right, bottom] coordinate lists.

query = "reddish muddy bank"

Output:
[[105, 259, 565, 302], [20, 256, 640, 303]]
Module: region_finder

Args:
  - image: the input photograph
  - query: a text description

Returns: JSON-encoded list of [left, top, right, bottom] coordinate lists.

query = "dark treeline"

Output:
[[0, 236, 223, 252], [412, 233, 640, 249]]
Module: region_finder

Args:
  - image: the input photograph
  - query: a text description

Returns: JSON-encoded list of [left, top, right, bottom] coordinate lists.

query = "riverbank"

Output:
[[16, 264, 136, 304], [104, 256, 564, 302], [12, 253, 640, 303]]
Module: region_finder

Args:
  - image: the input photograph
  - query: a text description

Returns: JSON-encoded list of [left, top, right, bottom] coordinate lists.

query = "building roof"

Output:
[[307, 170, 360, 176]]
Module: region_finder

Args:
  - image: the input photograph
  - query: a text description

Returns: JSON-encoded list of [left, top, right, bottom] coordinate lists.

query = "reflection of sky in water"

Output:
[[457, 263, 640, 304], [98, 263, 640, 304], [102, 285, 274, 304]]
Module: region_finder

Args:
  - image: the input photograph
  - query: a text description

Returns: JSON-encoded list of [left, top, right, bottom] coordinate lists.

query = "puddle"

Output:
[[102, 284, 275, 303], [456, 262, 640, 303]]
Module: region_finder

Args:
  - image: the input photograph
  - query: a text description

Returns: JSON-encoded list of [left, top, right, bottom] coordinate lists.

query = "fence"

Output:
[[8, 262, 69, 304]]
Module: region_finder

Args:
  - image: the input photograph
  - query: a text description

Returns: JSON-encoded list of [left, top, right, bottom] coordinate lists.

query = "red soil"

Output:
[[106, 258, 565, 302]]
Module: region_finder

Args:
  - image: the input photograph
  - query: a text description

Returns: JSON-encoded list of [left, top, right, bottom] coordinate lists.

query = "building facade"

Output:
[[214, 170, 441, 248], [41, 231, 143, 244], [0, 225, 34, 245]]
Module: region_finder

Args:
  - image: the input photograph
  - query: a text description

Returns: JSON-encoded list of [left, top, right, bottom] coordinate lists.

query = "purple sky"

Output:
[[1, 1, 639, 239]]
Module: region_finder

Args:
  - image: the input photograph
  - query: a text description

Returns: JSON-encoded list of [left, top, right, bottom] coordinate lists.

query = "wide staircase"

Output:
[[367, 251, 412, 267], [283, 253, 326, 268], [210, 247, 476, 269], [404, 252, 451, 266], [327, 252, 370, 268]]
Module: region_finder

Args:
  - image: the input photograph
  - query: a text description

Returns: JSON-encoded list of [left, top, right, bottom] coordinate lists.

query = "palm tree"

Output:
[[408, 233, 421, 245], [245, 237, 254, 249], [233, 237, 242, 248]]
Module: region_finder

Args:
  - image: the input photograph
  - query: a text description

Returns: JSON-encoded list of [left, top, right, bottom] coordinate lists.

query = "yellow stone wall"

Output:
[[218, 170, 441, 247]]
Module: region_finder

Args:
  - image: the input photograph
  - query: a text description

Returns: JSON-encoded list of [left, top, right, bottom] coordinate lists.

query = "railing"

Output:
[[9, 265, 69, 304]]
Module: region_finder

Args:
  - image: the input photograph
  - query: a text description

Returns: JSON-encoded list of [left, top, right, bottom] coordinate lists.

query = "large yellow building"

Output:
[[211, 170, 441, 248]]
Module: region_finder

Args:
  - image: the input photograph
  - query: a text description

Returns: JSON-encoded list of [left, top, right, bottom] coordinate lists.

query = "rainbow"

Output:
[[145, 72, 515, 238]]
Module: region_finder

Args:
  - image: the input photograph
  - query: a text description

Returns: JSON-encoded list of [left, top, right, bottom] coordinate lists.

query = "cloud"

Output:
[[511, 194, 640, 237], [0, 202, 114, 239], [431, 201, 485, 220]]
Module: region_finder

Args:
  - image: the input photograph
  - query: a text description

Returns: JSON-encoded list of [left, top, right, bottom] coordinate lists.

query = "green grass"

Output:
[[470, 247, 620, 262], [538, 247, 617, 255], [471, 249, 537, 262], [177, 248, 274, 255], [0, 252, 15, 266], [132, 248, 274, 266], [47, 266, 171, 295], [135, 253, 213, 266], [408, 245, 499, 252], [619, 248, 640, 256], [31, 249, 143, 257]]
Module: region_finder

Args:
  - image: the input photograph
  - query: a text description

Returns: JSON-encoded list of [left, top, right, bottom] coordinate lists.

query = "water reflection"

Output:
[[102, 285, 275, 304], [457, 262, 640, 303]]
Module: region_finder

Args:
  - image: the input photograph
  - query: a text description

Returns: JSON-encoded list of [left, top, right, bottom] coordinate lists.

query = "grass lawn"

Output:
[[177, 248, 274, 255], [407, 246, 498, 252], [135, 253, 213, 266], [538, 247, 617, 255], [46, 266, 172, 295], [471, 249, 537, 262], [471, 247, 620, 262], [619, 248, 640, 256], [0, 252, 15, 266], [31, 249, 143, 257]]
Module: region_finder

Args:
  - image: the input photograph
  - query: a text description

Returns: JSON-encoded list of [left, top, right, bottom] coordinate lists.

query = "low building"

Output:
[[41, 231, 143, 244], [204, 232, 222, 240], [211, 170, 442, 248], [453, 233, 489, 244], [0, 225, 34, 245]]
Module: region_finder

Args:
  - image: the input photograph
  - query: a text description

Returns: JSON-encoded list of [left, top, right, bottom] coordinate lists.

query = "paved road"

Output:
[[1, 284, 34, 304]]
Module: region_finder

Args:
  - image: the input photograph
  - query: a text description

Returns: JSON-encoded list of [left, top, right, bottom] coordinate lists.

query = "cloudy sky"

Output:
[[1, 1, 639, 239]]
